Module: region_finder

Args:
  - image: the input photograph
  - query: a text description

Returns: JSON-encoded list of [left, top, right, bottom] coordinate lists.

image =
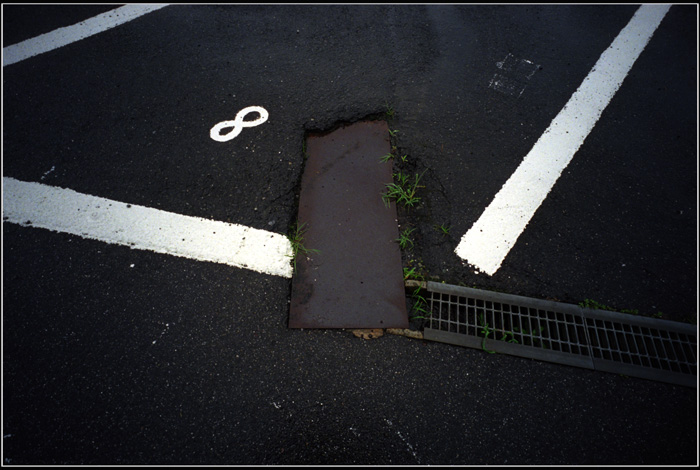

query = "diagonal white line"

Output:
[[3, 4, 169, 67], [2, 177, 294, 278], [455, 4, 671, 276]]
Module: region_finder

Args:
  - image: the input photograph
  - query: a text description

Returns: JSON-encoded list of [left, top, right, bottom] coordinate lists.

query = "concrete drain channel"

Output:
[[405, 280, 697, 388]]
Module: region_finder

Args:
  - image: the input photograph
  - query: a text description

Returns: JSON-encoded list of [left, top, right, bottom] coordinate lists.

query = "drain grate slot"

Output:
[[417, 281, 696, 387], [583, 308, 697, 386]]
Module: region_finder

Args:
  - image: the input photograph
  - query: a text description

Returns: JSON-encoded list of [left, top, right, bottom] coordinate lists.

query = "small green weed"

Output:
[[403, 266, 418, 281], [288, 222, 320, 272], [478, 313, 496, 354], [380, 153, 394, 163], [580, 298, 665, 319], [512, 325, 546, 348], [579, 298, 613, 311], [403, 259, 427, 282], [388, 128, 400, 137], [620, 308, 640, 315], [385, 101, 395, 120], [402, 261, 431, 320], [302, 140, 310, 160], [477, 313, 550, 353], [382, 170, 426, 209], [499, 330, 519, 344], [434, 224, 450, 236], [409, 290, 431, 320], [408, 282, 431, 320], [396, 227, 415, 250], [394, 171, 410, 186]]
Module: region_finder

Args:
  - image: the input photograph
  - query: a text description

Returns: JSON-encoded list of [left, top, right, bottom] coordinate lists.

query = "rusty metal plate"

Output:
[[289, 120, 408, 329]]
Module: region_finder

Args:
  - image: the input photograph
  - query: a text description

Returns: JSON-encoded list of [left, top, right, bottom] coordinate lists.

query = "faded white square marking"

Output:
[[489, 53, 540, 97]]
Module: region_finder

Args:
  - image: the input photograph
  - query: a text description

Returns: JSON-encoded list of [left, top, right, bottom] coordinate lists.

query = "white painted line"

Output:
[[455, 4, 670, 276], [3, 4, 169, 67], [2, 177, 294, 278]]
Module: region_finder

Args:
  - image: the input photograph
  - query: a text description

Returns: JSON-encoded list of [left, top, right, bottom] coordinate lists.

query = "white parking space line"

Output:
[[455, 4, 671, 276], [2, 4, 169, 67], [3, 177, 294, 278]]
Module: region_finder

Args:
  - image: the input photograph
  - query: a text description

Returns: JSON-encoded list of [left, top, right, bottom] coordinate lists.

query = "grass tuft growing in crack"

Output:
[[478, 313, 497, 354], [379, 103, 435, 325], [287, 221, 320, 272], [384, 101, 395, 120], [579, 298, 666, 319], [382, 169, 426, 209], [403, 262, 433, 321], [396, 227, 415, 250], [434, 223, 451, 236], [409, 289, 431, 320]]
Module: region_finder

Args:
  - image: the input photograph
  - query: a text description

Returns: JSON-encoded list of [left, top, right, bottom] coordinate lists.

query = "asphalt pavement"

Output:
[[2, 4, 697, 465]]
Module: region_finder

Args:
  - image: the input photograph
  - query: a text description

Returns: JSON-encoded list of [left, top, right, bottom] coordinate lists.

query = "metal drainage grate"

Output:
[[411, 281, 697, 388]]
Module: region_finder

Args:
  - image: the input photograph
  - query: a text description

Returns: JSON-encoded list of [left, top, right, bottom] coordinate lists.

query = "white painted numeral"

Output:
[[210, 106, 269, 142]]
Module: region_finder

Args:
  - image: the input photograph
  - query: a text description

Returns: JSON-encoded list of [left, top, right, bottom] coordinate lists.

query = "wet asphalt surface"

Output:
[[2, 4, 697, 465]]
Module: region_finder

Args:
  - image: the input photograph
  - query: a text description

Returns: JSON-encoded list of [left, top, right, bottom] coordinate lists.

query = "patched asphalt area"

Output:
[[2, 4, 696, 465]]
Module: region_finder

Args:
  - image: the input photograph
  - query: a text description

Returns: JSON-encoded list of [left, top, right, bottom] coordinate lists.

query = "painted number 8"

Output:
[[210, 106, 269, 142]]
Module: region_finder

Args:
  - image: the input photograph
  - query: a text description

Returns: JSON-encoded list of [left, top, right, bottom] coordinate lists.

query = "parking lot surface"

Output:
[[3, 4, 697, 465]]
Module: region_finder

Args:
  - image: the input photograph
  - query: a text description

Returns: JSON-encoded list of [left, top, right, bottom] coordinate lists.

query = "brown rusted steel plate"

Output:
[[289, 120, 408, 329]]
